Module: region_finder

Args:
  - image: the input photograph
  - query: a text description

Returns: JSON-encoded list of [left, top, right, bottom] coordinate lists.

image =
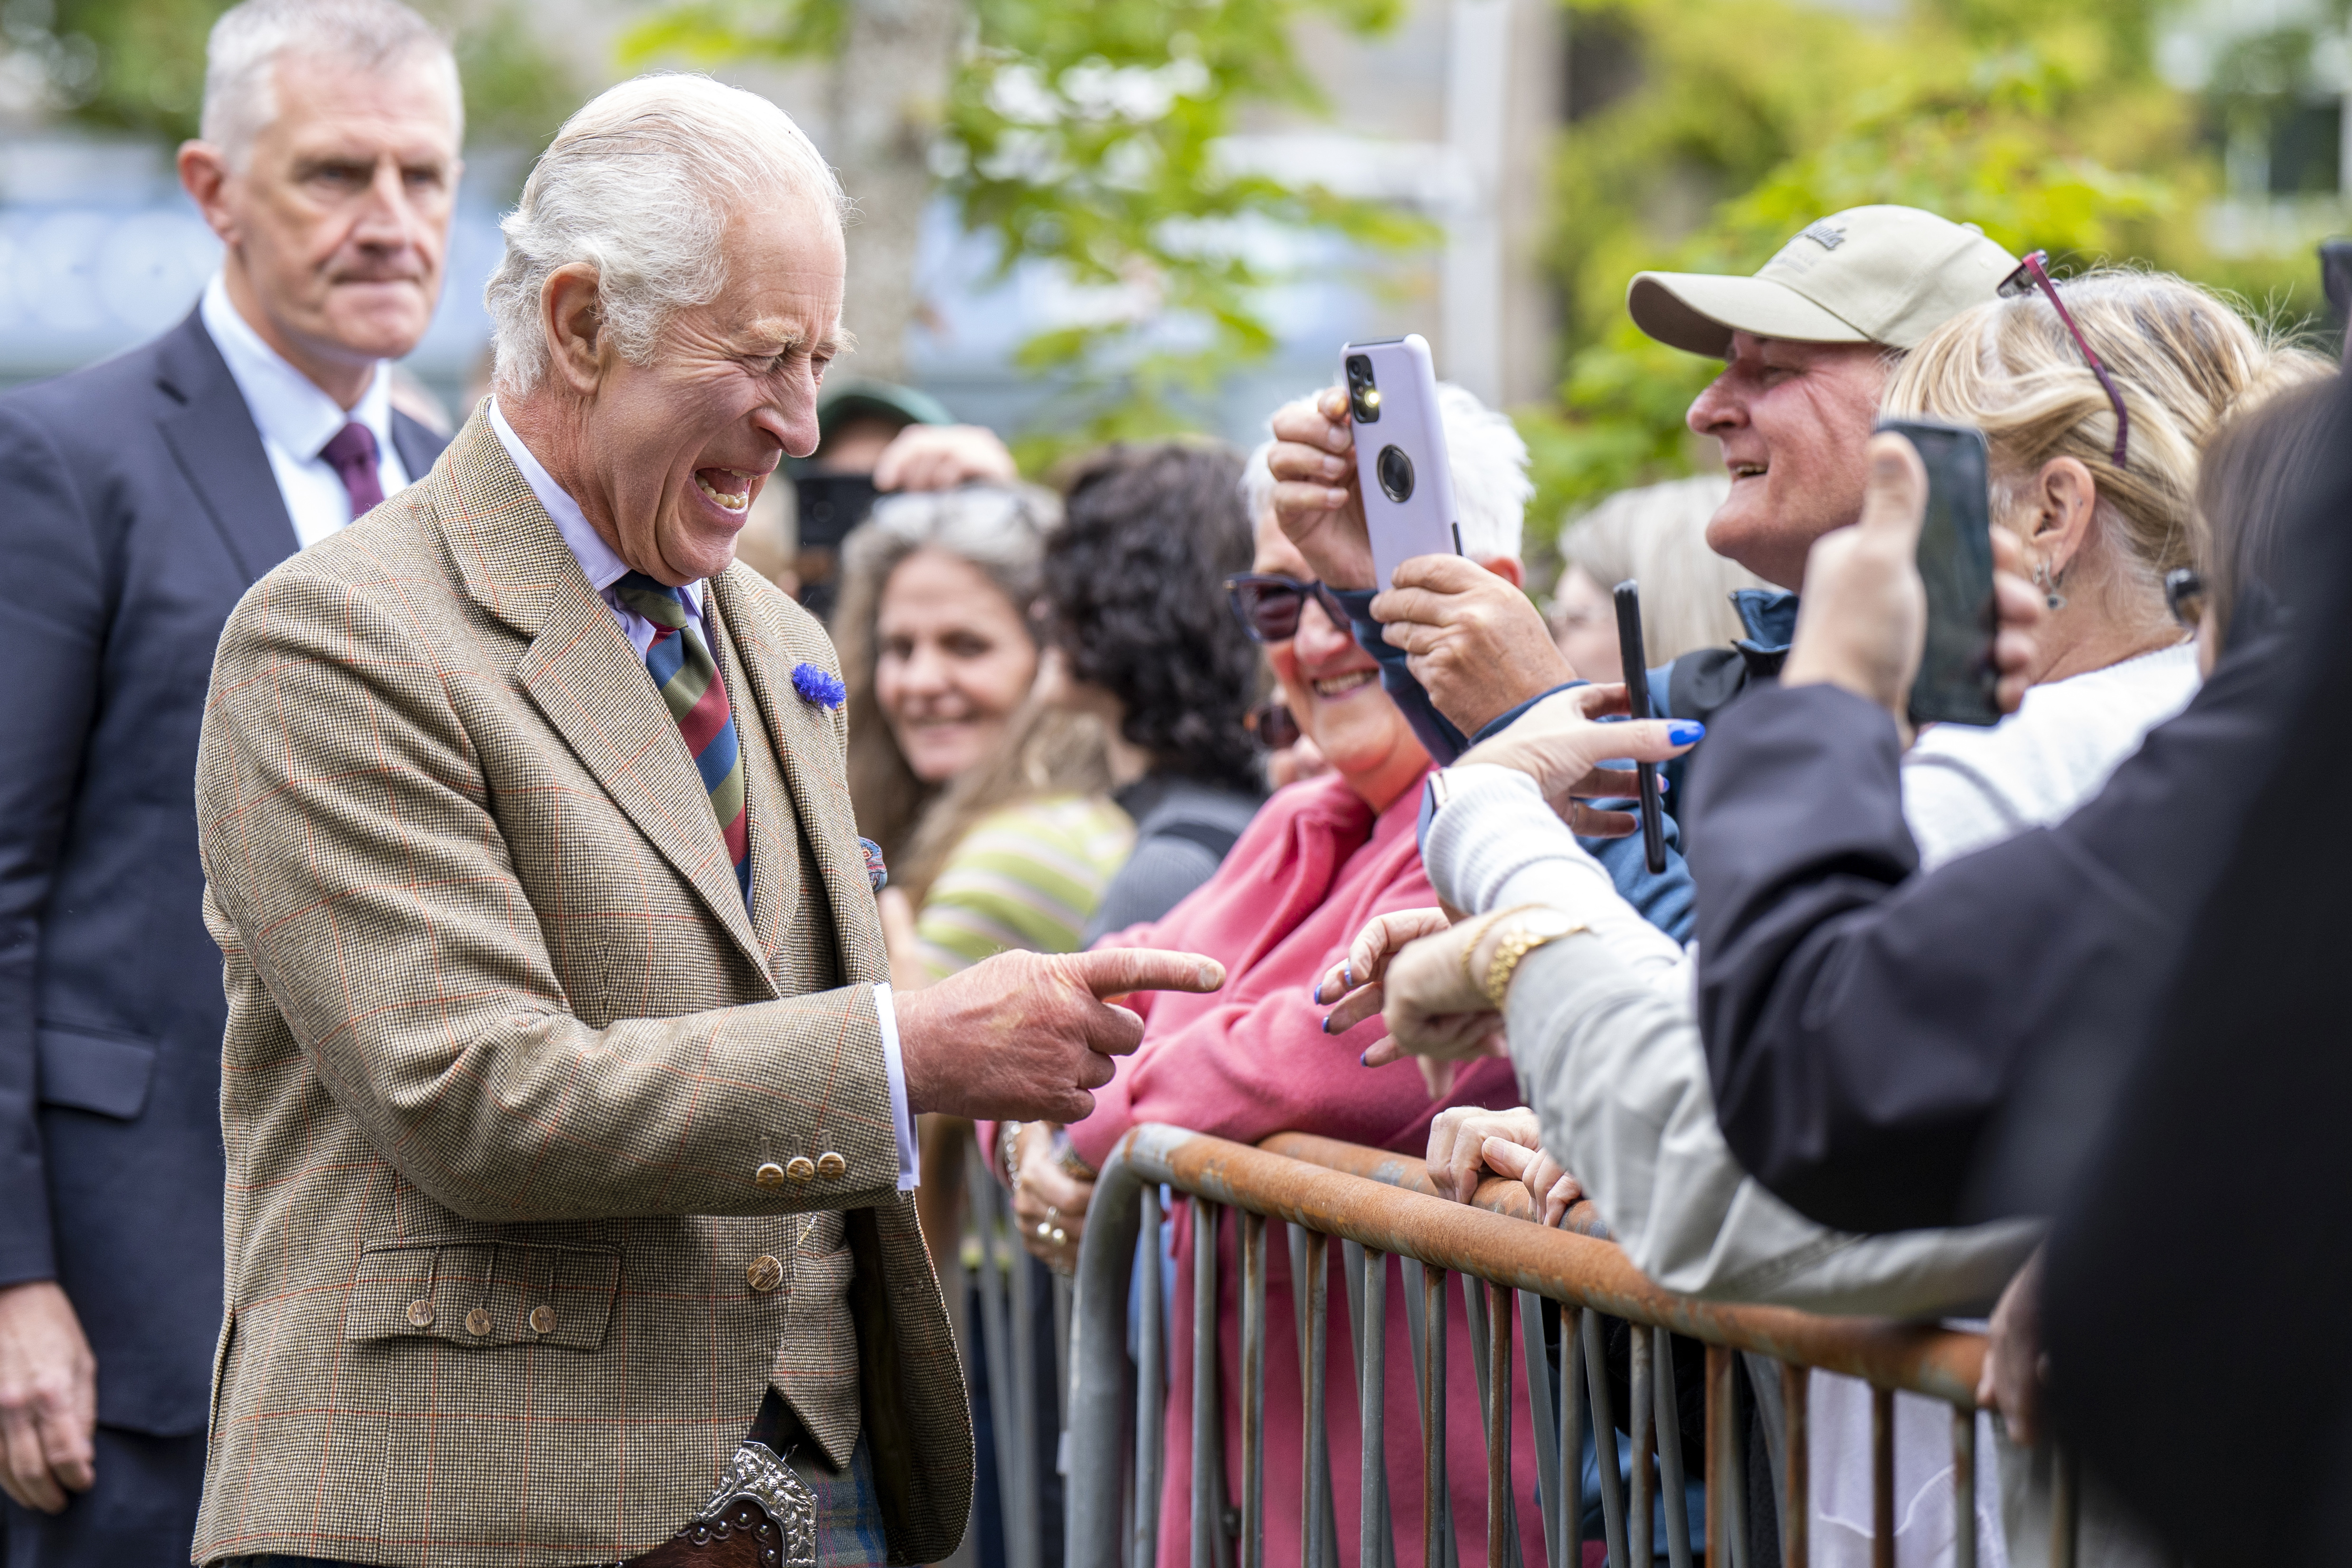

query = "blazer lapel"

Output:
[[434, 414, 772, 982], [712, 569, 886, 988], [152, 310, 300, 584], [390, 409, 452, 484]]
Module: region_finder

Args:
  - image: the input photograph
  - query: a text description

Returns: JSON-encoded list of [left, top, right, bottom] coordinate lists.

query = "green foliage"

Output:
[[1517, 0, 2246, 559], [13, 0, 576, 151], [626, 0, 1434, 449]]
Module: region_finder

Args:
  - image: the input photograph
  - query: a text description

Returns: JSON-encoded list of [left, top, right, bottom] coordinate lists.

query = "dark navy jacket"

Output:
[[0, 309, 447, 1434]]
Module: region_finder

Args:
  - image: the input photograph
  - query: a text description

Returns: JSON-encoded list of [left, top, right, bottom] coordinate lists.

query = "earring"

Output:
[[2033, 559, 2068, 610]]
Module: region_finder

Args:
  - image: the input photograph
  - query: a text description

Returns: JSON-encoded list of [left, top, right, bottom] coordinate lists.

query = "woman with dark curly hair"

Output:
[[1041, 441, 1267, 945]]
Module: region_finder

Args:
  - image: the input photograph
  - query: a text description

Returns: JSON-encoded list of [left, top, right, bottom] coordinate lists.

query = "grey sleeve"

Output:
[[1083, 838, 1224, 945], [1505, 934, 2038, 1318]]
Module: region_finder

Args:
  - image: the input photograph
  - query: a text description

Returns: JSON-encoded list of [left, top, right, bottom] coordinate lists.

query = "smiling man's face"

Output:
[[1685, 331, 1891, 590], [581, 194, 847, 586]]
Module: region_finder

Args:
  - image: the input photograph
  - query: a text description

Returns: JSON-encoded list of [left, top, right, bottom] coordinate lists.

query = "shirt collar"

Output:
[[486, 397, 701, 611], [200, 271, 394, 466]]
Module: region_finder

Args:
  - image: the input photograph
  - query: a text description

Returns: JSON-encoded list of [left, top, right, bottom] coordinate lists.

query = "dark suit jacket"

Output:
[[0, 307, 447, 1434]]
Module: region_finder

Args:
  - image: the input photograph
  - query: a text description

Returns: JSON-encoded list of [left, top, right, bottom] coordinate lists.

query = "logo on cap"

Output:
[[1798, 219, 1847, 252]]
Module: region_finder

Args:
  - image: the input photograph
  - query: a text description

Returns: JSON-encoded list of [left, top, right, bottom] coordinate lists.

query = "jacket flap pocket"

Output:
[[36, 1025, 158, 1119], [344, 1242, 621, 1352]]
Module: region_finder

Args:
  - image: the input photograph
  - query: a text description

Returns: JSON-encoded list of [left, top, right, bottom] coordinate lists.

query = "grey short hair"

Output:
[[200, 0, 461, 170], [1241, 381, 1532, 561], [484, 74, 850, 398]]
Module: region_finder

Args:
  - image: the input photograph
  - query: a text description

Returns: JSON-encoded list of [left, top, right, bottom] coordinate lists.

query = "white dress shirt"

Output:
[[200, 273, 408, 549], [487, 399, 917, 1190]]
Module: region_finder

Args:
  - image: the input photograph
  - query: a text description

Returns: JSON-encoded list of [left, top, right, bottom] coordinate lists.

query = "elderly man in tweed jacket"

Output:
[[190, 75, 1221, 1568]]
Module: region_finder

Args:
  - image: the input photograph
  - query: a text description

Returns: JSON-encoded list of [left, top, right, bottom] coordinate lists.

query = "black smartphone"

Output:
[[791, 472, 880, 622], [1878, 418, 2000, 727], [1612, 581, 1668, 875]]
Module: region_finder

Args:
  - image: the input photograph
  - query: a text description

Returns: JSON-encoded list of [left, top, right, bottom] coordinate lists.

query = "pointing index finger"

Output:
[[1067, 947, 1226, 1000]]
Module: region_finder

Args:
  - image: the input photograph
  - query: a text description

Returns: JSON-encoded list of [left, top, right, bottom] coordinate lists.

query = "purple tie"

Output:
[[321, 421, 386, 518]]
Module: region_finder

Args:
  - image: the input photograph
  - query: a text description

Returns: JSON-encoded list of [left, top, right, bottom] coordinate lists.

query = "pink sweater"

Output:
[[1070, 769, 1550, 1568]]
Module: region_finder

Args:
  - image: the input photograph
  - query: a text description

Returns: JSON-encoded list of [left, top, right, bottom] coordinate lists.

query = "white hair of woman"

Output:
[[201, 0, 461, 169], [1554, 474, 1769, 664], [484, 73, 848, 397], [1242, 381, 1533, 561]]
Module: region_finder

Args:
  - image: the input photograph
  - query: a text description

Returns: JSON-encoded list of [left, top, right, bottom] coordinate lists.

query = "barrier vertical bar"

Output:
[[1135, 1186, 1165, 1568], [1705, 1347, 1731, 1568], [1521, 1292, 1562, 1568], [1485, 1285, 1512, 1568], [1304, 1231, 1332, 1568], [1654, 1327, 1692, 1568], [1358, 1246, 1389, 1568], [1563, 1307, 1587, 1568], [1630, 1324, 1654, 1568], [1193, 1200, 1223, 1568], [1009, 1195, 1041, 1568], [1780, 1363, 1809, 1568], [1242, 1213, 1268, 1568], [1423, 1266, 1449, 1568], [2050, 1448, 2078, 1568], [1582, 1311, 1627, 1568], [968, 1146, 1028, 1568], [1950, 1406, 1976, 1568], [1870, 1387, 1894, 1568]]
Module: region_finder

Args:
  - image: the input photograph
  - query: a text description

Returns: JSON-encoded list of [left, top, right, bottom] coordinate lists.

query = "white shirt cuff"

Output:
[[874, 983, 920, 1191]]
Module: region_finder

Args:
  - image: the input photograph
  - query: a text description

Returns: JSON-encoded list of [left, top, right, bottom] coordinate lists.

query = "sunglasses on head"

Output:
[[1998, 249, 2130, 470], [2164, 567, 2205, 631], [1223, 573, 1354, 644], [1244, 699, 1303, 752]]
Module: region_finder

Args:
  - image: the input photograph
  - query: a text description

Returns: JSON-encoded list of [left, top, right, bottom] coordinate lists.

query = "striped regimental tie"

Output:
[[613, 571, 750, 906]]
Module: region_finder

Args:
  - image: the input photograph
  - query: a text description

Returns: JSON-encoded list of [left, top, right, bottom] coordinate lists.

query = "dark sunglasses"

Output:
[[1244, 699, 1303, 752], [1224, 573, 1354, 644], [2164, 567, 2205, 630], [1998, 250, 2129, 469]]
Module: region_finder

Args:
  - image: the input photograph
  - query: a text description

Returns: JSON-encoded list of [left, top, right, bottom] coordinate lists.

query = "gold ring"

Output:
[[1050, 1227, 1068, 1246], [1035, 1219, 1053, 1239]]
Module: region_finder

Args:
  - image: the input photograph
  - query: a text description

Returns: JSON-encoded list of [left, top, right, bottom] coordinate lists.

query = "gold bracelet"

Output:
[[1481, 911, 1590, 1007], [1456, 905, 1545, 999]]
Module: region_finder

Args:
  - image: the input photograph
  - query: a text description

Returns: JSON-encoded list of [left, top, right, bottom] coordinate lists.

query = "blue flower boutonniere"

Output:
[[793, 662, 846, 709]]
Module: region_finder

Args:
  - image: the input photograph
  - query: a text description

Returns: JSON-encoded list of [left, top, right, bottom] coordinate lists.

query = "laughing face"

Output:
[[575, 191, 847, 586], [1685, 332, 1891, 591], [1252, 515, 1429, 810]]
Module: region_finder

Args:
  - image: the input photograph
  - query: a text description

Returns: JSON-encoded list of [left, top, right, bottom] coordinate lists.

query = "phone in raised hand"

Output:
[[1612, 580, 1668, 874], [1341, 335, 1461, 590], [1877, 418, 2001, 727]]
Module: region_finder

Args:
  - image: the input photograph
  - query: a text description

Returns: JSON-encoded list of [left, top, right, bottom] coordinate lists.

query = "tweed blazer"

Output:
[[191, 412, 970, 1567]]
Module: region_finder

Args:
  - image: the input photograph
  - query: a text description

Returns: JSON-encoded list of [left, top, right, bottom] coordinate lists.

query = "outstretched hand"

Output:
[[1452, 684, 1704, 836], [895, 947, 1226, 1123]]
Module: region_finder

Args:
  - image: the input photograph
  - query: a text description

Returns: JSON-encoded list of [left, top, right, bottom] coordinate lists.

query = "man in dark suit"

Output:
[[0, 2, 462, 1561]]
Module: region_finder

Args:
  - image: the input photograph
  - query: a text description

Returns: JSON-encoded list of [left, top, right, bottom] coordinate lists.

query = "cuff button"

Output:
[[815, 1152, 847, 1180], [755, 1162, 787, 1188], [784, 1156, 816, 1183]]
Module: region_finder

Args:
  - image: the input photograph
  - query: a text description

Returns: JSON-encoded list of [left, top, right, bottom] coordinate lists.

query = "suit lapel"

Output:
[[712, 569, 886, 988], [152, 310, 300, 584], [390, 409, 452, 485], [433, 414, 773, 984]]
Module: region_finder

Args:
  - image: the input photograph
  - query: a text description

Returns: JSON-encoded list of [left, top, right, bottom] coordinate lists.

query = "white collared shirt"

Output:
[[200, 273, 409, 549], [486, 398, 917, 1191]]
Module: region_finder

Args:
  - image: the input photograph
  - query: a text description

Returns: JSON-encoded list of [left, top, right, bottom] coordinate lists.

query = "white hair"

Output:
[[200, 0, 461, 170], [1240, 381, 1531, 561], [484, 74, 849, 398]]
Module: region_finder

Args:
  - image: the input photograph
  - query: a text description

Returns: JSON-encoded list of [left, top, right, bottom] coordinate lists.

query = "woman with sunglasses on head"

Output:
[[1330, 269, 2327, 1568]]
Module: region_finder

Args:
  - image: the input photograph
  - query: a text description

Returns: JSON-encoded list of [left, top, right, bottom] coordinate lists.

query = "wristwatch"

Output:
[[1480, 908, 1589, 1007]]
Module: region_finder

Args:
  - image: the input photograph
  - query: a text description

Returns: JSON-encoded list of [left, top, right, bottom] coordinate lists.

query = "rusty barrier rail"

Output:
[[1066, 1124, 2048, 1568]]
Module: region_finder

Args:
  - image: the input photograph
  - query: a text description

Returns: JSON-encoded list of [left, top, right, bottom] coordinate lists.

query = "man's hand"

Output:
[[872, 424, 1019, 493], [1782, 434, 2042, 731], [1266, 388, 1375, 589], [1371, 555, 1576, 735], [0, 1281, 96, 1514], [1453, 684, 1704, 836], [894, 947, 1226, 1123]]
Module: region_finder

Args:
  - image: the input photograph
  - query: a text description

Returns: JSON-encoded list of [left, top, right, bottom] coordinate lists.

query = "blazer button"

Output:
[[746, 1255, 784, 1294], [465, 1307, 493, 1337], [784, 1156, 816, 1183], [815, 1152, 847, 1181], [406, 1298, 436, 1329], [529, 1304, 557, 1334], [755, 1162, 787, 1188]]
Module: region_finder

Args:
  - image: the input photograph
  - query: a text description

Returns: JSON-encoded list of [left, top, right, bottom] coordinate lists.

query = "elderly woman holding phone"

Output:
[[1325, 270, 2323, 1567]]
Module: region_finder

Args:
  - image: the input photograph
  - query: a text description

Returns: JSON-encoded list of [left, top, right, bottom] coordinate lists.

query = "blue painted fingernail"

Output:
[[1341, 965, 1353, 989], [1321, 1014, 1333, 1035], [1358, 1050, 1370, 1067], [1666, 720, 1706, 745]]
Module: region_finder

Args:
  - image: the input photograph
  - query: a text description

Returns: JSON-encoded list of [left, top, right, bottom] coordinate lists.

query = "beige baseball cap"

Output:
[[1627, 205, 2020, 357]]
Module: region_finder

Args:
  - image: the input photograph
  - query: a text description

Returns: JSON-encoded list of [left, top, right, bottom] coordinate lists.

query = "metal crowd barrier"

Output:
[[1065, 1124, 2066, 1568]]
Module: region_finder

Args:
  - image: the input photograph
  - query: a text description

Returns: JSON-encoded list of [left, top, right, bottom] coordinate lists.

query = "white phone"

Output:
[[1341, 334, 1461, 590]]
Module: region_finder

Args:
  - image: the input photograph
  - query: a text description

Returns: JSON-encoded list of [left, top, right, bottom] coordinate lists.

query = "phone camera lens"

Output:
[[1376, 444, 1414, 503], [1346, 354, 1379, 424]]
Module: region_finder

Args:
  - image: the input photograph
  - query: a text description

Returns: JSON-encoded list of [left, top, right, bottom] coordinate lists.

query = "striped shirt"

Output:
[[915, 794, 1135, 980]]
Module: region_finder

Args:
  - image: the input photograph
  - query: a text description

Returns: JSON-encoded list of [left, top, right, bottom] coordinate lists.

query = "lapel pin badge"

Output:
[[791, 662, 846, 709], [859, 837, 888, 894]]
